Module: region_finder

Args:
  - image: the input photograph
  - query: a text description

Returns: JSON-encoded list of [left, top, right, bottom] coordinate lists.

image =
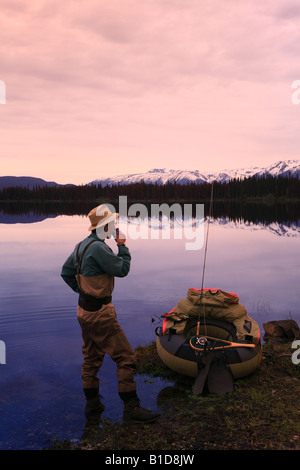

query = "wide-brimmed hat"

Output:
[[88, 204, 118, 231]]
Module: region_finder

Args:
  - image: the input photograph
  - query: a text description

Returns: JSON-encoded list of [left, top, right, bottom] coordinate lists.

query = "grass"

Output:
[[46, 339, 300, 451]]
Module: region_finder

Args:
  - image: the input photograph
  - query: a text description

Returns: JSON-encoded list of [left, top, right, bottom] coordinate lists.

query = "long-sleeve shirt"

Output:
[[61, 232, 131, 295]]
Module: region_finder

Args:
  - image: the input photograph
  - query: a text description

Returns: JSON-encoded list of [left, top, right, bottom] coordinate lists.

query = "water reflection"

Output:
[[1, 200, 299, 231], [0, 205, 299, 449]]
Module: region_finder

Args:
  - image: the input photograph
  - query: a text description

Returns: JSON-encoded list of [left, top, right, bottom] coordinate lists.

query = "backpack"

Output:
[[161, 288, 260, 344]]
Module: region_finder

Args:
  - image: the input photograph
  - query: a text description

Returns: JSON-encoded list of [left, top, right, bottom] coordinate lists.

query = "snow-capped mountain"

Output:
[[89, 160, 300, 186]]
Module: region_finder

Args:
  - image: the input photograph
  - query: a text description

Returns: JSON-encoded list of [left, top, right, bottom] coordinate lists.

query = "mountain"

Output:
[[89, 160, 300, 187], [0, 176, 74, 190], [1, 160, 299, 190]]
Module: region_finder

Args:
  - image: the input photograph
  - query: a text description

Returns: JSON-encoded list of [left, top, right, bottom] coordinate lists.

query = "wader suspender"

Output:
[[76, 239, 112, 311], [76, 239, 98, 275]]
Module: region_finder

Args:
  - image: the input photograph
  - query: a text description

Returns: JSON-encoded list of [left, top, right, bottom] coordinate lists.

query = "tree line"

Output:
[[0, 173, 299, 203]]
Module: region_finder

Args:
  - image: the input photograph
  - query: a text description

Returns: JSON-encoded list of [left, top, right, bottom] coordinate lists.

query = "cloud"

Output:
[[275, 1, 300, 19], [0, 0, 300, 183], [2, 1, 298, 94]]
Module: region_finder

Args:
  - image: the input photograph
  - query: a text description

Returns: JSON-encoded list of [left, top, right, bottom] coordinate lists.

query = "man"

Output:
[[61, 204, 160, 423]]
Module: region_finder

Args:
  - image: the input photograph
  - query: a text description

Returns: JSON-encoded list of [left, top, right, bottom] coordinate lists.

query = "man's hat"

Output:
[[88, 204, 118, 231]]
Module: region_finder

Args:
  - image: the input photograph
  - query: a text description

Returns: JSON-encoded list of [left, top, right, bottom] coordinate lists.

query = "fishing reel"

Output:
[[190, 335, 216, 353], [196, 336, 208, 346], [192, 336, 210, 353]]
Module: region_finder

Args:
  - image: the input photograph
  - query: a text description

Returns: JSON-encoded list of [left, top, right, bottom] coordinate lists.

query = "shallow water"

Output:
[[0, 210, 299, 449]]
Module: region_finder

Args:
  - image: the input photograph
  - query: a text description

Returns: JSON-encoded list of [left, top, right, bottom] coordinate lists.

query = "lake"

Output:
[[0, 204, 299, 449]]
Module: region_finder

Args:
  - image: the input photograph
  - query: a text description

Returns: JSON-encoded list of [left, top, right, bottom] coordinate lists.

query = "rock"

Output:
[[263, 320, 300, 341]]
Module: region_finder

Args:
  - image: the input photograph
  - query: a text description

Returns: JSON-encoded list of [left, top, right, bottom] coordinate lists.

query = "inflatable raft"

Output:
[[155, 288, 263, 393]]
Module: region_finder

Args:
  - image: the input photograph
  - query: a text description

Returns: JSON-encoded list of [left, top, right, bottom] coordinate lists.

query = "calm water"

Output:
[[0, 209, 299, 449]]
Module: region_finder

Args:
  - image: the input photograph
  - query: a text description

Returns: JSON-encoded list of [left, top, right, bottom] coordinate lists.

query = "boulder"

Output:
[[263, 319, 300, 341]]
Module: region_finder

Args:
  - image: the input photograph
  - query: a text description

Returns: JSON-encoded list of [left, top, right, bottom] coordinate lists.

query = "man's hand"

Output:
[[115, 228, 126, 246]]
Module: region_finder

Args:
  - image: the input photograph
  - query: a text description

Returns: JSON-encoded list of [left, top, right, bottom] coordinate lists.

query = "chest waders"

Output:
[[75, 239, 112, 311]]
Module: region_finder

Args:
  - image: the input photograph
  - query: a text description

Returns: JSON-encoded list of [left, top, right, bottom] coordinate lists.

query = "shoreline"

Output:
[[46, 339, 300, 451]]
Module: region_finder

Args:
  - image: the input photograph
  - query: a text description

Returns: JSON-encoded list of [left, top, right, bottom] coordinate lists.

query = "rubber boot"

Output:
[[84, 388, 105, 418], [122, 397, 160, 423]]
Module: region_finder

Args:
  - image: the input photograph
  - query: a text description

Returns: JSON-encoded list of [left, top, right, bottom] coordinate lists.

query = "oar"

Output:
[[207, 353, 234, 394], [192, 350, 214, 395]]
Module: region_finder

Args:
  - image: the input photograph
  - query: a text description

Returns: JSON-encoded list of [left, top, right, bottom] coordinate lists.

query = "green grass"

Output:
[[46, 340, 300, 451]]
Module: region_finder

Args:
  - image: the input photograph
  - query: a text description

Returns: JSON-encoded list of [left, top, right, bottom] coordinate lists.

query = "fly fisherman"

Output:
[[61, 204, 160, 423]]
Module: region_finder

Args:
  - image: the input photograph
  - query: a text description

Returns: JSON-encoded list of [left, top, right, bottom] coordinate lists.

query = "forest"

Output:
[[0, 173, 299, 203]]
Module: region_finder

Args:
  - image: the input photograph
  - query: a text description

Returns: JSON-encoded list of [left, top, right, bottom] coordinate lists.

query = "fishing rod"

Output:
[[196, 182, 214, 338], [192, 183, 255, 352]]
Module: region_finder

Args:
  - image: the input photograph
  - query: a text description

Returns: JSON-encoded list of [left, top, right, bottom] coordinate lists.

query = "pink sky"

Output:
[[1, 0, 300, 185]]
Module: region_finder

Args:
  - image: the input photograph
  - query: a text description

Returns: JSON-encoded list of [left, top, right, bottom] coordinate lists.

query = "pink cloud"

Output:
[[0, 0, 299, 184]]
